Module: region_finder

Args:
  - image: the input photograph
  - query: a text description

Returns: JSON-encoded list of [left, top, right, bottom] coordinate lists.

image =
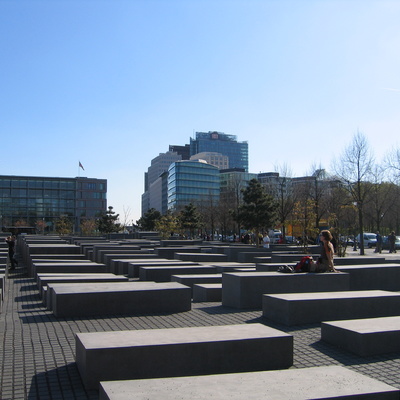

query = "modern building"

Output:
[[167, 160, 220, 212], [190, 131, 248, 171], [220, 169, 257, 199], [169, 144, 190, 160], [145, 151, 182, 192], [0, 175, 107, 232], [190, 152, 229, 169]]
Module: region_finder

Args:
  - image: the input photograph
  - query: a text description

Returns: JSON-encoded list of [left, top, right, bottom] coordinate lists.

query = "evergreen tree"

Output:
[[136, 208, 162, 231], [97, 206, 121, 234], [155, 213, 180, 239], [234, 179, 278, 246], [179, 203, 202, 238]]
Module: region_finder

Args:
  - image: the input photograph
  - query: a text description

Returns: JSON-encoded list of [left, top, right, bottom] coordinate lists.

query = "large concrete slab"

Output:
[[155, 246, 204, 259], [336, 264, 400, 291], [256, 263, 297, 271], [222, 271, 350, 309], [321, 316, 400, 356], [127, 260, 198, 278], [50, 281, 191, 317], [139, 265, 217, 282], [202, 262, 255, 273], [174, 252, 228, 262], [32, 262, 107, 277], [76, 323, 293, 390], [193, 283, 222, 302], [106, 254, 161, 274], [99, 365, 399, 400], [36, 273, 128, 291], [263, 290, 400, 326], [171, 274, 222, 293]]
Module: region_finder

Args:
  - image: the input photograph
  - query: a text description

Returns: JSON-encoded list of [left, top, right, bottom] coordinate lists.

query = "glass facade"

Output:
[[167, 161, 220, 211], [0, 175, 107, 232], [190, 131, 248, 172]]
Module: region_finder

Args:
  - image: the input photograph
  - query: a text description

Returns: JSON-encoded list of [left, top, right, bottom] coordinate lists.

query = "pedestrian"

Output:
[[388, 231, 397, 253], [5, 235, 17, 270], [375, 231, 382, 253], [316, 230, 338, 272], [263, 234, 270, 249]]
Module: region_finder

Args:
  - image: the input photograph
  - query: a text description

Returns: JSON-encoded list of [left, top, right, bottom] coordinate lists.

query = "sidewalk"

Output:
[[1, 252, 400, 399]]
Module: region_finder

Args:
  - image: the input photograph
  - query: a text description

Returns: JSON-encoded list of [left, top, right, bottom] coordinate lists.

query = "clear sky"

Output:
[[1, 0, 399, 224]]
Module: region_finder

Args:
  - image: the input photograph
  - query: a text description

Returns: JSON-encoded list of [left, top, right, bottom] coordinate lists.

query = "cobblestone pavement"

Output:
[[1, 250, 400, 399]]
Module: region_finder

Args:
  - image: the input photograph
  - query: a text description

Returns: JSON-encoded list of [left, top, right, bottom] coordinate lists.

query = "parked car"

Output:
[[270, 232, 283, 244], [356, 233, 377, 248], [339, 235, 355, 247], [382, 235, 400, 250], [285, 236, 298, 244]]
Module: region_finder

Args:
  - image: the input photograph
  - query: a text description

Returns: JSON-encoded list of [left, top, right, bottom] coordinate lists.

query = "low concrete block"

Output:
[[36, 273, 128, 292], [76, 323, 293, 390], [99, 366, 399, 400], [263, 290, 400, 326], [139, 265, 217, 282], [50, 281, 191, 317], [32, 262, 107, 277], [171, 274, 222, 294], [127, 260, 198, 278], [193, 283, 222, 302], [321, 316, 400, 356], [256, 263, 296, 272], [222, 271, 350, 309], [271, 254, 319, 263], [105, 253, 165, 275], [174, 253, 228, 262], [237, 252, 272, 263], [336, 264, 400, 291], [206, 262, 255, 273]]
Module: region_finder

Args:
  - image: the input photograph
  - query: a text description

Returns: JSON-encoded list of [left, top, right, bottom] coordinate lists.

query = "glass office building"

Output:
[[0, 175, 107, 232], [167, 160, 220, 212], [190, 131, 248, 172]]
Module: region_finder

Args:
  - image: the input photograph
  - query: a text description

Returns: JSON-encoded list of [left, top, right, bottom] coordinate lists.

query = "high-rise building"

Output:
[[169, 144, 190, 160], [0, 175, 107, 232], [145, 151, 182, 191], [190, 152, 229, 169], [167, 160, 220, 212], [190, 131, 248, 171]]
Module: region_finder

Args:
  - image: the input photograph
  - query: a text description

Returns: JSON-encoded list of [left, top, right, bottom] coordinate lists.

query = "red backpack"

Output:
[[295, 256, 314, 272]]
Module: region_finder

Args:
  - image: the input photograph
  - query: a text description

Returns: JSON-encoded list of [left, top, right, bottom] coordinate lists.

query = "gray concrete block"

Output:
[[321, 316, 400, 356], [50, 281, 191, 317], [204, 262, 254, 273], [174, 253, 228, 262], [222, 271, 350, 309], [263, 290, 400, 326], [127, 260, 198, 278], [256, 263, 297, 271], [171, 274, 222, 293], [193, 283, 222, 302], [36, 273, 128, 291], [99, 366, 399, 400], [76, 323, 293, 390], [32, 262, 107, 277], [336, 264, 400, 291], [139, 265, 217, 282]]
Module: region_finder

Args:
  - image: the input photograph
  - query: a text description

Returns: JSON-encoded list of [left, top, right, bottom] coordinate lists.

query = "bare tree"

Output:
[[267, 163, 297, 241], [332, 131, 374, 255], [385, 147, 400, 181]]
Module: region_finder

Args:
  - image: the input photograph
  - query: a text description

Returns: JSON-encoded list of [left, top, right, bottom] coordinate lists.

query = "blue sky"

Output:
[[1, 0, 399, 223]]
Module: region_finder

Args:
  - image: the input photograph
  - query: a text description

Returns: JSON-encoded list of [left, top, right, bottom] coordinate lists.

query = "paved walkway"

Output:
[[1, 249, 400, 399]]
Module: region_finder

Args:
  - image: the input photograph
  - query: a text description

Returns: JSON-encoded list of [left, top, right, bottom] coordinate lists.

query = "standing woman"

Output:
[[318, 230, 337, 272]]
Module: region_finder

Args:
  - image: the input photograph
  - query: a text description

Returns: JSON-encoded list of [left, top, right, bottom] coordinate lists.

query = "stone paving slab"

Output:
[[1, 250, 400, 399]]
